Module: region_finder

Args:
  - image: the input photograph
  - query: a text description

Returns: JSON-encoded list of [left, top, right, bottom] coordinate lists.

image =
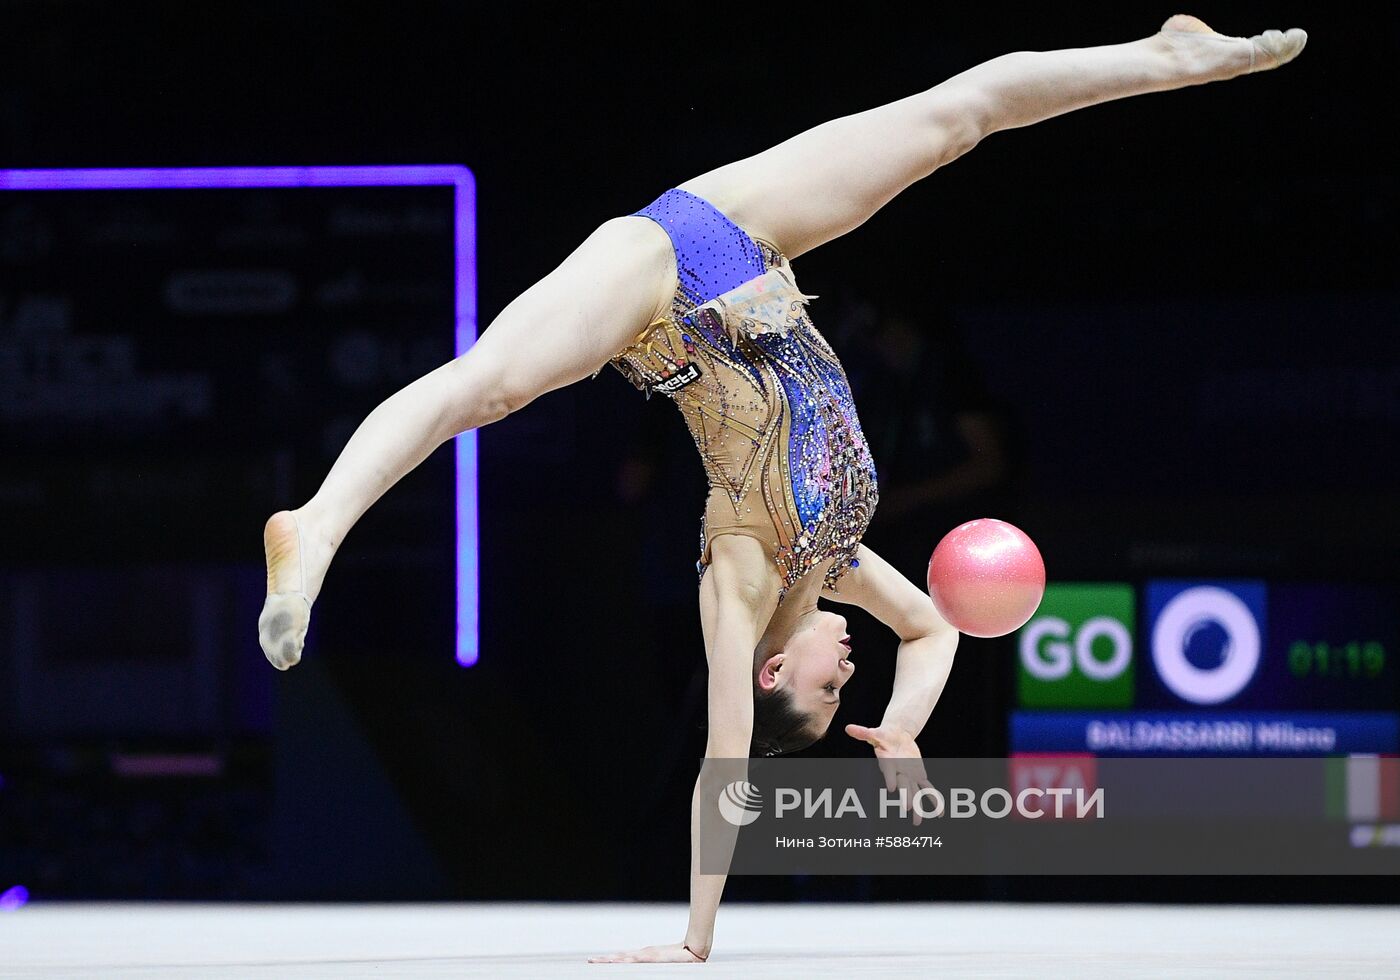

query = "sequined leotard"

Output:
[[606, 187, 879, 599]]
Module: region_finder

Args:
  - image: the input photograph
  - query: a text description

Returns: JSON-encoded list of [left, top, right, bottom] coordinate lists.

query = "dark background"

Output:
[[0, 1, 1396, 904]]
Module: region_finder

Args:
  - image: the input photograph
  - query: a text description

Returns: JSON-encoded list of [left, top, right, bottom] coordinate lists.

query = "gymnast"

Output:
[[257, 16, 1305, 962]]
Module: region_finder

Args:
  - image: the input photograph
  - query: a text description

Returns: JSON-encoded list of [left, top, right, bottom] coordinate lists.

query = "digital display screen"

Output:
[[1012, 579, 1399, 756]]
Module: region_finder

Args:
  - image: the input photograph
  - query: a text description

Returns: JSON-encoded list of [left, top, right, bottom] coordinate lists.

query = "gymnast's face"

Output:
[[755, 609, 855, 734]]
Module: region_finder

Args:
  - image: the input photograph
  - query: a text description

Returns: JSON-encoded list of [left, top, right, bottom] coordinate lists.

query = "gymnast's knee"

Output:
[[924, 91, 995, 164], [440, 354, 537, 434]]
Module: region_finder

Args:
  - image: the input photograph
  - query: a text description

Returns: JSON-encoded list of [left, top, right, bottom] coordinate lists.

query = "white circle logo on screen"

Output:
[[717, 781, 763, 827], [1151, 586, 1260, 705]]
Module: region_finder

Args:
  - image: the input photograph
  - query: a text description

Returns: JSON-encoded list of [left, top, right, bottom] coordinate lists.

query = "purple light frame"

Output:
[[0, 165, 481, 666]]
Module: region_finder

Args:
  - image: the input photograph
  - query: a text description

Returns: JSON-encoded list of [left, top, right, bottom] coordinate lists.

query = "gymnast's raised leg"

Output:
[[677, 15, 1304, 261], [258, 215, 679, 667]]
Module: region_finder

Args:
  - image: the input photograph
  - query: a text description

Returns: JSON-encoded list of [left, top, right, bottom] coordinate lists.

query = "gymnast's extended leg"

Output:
[[678, 15, 1306, 260], [258, 216, 675, 668]]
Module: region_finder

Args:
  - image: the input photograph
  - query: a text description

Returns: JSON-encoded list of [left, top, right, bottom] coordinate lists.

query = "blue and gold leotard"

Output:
[[606, 187, 879, 598]]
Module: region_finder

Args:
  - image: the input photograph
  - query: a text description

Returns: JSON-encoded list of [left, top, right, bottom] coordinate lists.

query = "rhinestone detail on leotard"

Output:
[[605, 190, 878, 598]]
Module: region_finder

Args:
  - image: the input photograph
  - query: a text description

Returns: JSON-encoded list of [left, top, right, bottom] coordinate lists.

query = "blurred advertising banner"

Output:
[[0, 182, 456, 567], [0, 176, 467, 730]]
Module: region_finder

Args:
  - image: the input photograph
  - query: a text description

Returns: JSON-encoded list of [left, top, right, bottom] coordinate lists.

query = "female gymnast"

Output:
[[257, 15, 1305, 963]]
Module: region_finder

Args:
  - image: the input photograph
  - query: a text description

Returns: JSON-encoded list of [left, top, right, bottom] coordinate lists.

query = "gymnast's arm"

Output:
[[589, 535, 778, 964], [824, 544, 960, 752], [685, 544, 776, 959]]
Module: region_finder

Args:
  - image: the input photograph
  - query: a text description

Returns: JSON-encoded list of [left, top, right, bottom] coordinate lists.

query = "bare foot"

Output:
[[1159, 14, 1307, 81], [258, 508, 335, 670]]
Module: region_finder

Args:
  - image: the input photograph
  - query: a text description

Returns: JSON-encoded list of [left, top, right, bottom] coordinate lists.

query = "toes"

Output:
[[277, 639, 301, 670], [261, 633, 301, 670], [1251, 26, 1308, 70], [264, 636, 302, 671], [259, 594, 309, 670]]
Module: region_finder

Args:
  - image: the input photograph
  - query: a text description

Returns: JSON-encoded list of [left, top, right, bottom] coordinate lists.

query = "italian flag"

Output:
[[1325, 754, 1400, 820]]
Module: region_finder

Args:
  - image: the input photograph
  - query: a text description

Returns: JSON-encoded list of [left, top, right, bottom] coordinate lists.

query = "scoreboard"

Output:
[[1010, 580, 1400, 756]]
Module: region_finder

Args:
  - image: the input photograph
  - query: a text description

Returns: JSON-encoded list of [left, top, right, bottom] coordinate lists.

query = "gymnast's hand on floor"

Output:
[[846, 723, 935, 826], [588, 941, 706, 964]]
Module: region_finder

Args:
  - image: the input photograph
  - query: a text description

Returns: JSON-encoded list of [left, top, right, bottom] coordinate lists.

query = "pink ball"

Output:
[[927, 519, 1046, 638]]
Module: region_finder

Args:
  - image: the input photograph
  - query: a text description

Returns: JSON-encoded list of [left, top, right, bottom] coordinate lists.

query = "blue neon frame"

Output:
[[0, 165, 481, 665]]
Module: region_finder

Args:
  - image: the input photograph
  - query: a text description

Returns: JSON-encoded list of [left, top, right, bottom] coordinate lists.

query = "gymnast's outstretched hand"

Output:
[[846, 723, 935, 826], [588, 941, 707, 964]]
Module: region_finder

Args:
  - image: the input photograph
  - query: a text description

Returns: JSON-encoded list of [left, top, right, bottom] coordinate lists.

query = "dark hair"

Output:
[[750, 687, 824, 758]]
